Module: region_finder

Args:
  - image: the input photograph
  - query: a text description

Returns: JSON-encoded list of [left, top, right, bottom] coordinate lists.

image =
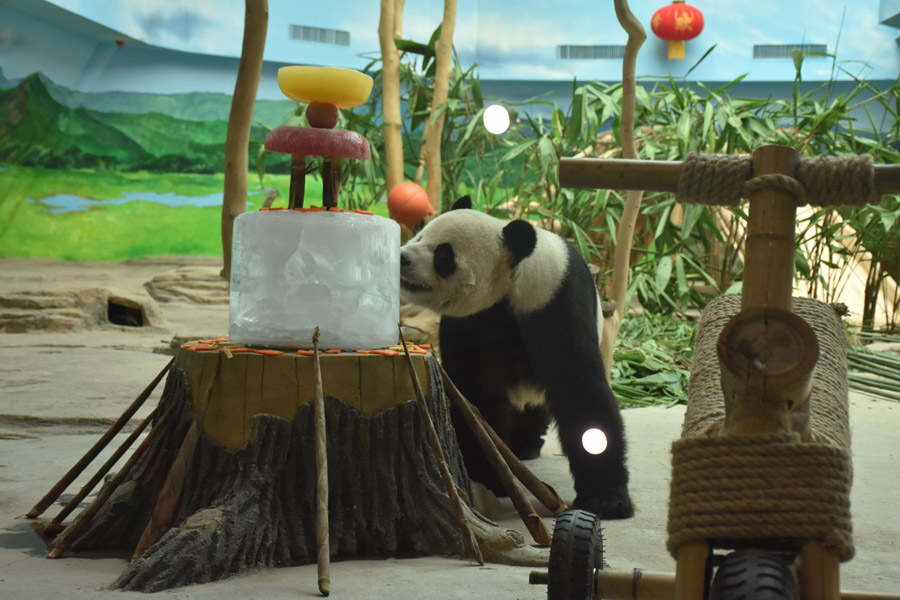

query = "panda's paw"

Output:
[[572, 487, 634, 520]]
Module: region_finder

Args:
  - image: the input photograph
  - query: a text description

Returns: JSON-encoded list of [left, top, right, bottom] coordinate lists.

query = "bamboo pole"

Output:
[[312, 328, 330, 596], [438, 365, 566, 515], [398, 328, 483, 565], [560, 158, 900, 198], [221, 0, 268, 280], [801, 542, 841, 600], [47, 401, 178, 558], [437, 366, 554, 545], [27, 357, 173, 519], [379, 0, 405, 193], [602, 0, 646, 378], [717, 306, 818, 436], [421, 0, 457, 210], [742, 145, 802, 311], [674, 541, 709, 600], [44, 402, 163, 537], [545, 568, 900, 600], [559, 158, 682, 193]]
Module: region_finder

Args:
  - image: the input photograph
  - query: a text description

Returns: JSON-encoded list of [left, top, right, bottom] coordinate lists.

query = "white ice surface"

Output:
[[229, 210, 400, 349]]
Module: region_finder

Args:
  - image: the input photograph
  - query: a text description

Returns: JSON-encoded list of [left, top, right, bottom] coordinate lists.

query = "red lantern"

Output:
[[651, 1, 704, 60]]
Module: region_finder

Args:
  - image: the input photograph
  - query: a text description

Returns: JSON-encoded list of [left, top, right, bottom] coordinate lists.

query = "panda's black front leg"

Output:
[[552, 397, 634, 520]]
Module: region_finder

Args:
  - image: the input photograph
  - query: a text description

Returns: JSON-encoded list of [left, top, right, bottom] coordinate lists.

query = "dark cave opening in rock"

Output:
[[107, 299, 144, 327]]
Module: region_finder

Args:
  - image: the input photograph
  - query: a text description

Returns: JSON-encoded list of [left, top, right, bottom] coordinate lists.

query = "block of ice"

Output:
[[229, 210, 400, 349]]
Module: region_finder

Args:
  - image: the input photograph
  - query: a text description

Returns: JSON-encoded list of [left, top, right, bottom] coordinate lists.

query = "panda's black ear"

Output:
[[450, 196, 472, 211], [502, 220, 537, 269]]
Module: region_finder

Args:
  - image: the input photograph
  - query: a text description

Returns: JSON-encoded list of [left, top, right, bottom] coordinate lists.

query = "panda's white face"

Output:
[[400, 210, 515, 317]]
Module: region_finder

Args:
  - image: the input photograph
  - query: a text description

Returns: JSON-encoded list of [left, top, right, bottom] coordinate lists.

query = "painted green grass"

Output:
[[0, 166, 389, 262]]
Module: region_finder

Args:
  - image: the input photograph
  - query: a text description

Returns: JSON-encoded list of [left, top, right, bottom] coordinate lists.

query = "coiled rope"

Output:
[[675, 152, 878, 207]]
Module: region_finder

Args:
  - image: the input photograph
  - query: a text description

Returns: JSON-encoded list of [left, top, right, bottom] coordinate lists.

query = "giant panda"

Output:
[[399, 196, 633, 519]]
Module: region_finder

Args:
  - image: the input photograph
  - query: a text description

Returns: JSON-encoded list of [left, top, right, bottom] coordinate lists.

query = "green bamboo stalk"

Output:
[[848, 374, 900, 393], [848, 381, 900, 402]]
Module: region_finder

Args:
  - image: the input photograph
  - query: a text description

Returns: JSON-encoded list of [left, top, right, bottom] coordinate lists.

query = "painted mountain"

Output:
[[0, 73, 296, 173]]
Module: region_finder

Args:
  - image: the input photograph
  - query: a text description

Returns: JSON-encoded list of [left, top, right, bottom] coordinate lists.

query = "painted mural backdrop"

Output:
[[0, 70, 302, 261]]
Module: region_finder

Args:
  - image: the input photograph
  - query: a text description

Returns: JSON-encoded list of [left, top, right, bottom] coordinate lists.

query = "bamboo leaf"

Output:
[[500, 138, 537, 163], [654, 257, 673, 292]]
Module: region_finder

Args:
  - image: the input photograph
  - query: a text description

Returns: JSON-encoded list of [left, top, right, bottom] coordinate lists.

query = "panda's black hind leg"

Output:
[[552, 397, 634, 520], [508, 404, 551, 460]]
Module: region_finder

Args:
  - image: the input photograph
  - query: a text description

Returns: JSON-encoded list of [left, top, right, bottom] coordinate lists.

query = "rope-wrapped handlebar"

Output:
[[559, 151, 900, 207]]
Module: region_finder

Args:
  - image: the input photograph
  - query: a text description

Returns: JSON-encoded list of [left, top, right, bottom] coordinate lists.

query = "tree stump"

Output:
[[57, 346, 476, 592]]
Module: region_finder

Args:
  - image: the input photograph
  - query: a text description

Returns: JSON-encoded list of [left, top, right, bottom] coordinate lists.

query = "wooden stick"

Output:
[[44, 402, 163, 537], [322, 159, 342, 209], [602, 0, 647, 379], [312, 328, 330, 596], [27, 357, 174, 519], [398, 328, 483, 565], [130, 355, 222, 560], [47, 400, 178, 558], [289, 154, 306, 209], [438, 364, 566, 515]]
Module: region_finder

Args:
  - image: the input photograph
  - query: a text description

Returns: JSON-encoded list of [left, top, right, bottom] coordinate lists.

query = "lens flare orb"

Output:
[[483, 104, 510, 135], [582, 428, 608, 455]]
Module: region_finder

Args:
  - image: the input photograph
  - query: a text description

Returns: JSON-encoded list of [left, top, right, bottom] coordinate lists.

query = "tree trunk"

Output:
[[59, 350, 475, 592], [221, 0, 268, 281], [602, 0, 646, 377], [421, 0, 457, 211], [379, 0, 405, 193]]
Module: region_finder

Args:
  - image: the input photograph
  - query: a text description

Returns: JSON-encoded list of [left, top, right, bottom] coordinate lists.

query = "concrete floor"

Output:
[[1, 257, 898, 598]]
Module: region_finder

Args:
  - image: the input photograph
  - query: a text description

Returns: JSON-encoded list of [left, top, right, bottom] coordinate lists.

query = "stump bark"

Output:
[[60, 348, 476, 592]]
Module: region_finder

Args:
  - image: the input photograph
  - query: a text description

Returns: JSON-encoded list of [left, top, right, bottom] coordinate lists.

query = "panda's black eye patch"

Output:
[[433, 243, 456, 278]]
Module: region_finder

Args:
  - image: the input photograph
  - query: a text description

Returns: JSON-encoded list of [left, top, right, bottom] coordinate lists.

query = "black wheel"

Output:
[[547, 509, 604, 600], [711, 549, 797, 600]]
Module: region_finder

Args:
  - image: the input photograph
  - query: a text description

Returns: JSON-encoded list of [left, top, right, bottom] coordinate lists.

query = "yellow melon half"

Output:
[[277, 66, 373, 108]]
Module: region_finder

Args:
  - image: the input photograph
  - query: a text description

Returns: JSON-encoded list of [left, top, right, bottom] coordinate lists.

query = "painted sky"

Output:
[[42, 0, 900, 82]]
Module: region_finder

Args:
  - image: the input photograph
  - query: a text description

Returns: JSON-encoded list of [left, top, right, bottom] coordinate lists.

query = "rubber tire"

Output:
[[711, 549, 798, 600], [547, 509, 604, 600]]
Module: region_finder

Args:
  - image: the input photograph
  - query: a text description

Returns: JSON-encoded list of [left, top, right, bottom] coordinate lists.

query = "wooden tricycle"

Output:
[[531, 145, 900, 600]]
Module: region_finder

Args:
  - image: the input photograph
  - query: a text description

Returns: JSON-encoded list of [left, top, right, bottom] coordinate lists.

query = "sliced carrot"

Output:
[[323, 349, 341, 354], [228, 347, 255, 353], [373, 349, 399, 357], [254, 349, 284, 356], [186, 344, 217, 352], [296, 349, 316, 356], [356, 350, 374, 354]]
